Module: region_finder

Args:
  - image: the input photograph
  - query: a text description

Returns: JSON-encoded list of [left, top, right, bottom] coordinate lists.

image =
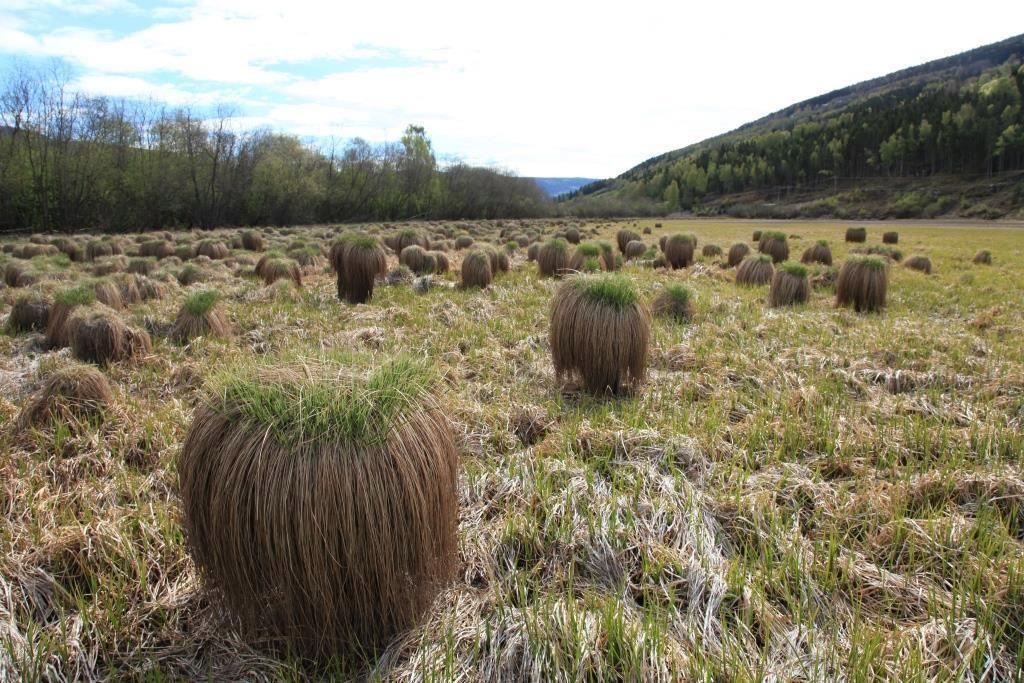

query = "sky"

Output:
[[0, 0, 1022, 178]]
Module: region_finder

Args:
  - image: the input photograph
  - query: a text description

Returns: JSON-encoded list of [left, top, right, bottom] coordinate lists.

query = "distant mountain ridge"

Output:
[[563, 34, 1024, 219], [529, 177, 600, 197]]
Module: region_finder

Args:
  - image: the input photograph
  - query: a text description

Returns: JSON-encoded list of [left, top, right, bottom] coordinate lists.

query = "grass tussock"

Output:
[[550, 274, 650, 395], [179, 358, 458, 657], [836, 255, 888, 312], [652, 283, 696, 322], [736, 254, 775, 286], [767, 261, 810, 307], [15, 362, 113, 430]]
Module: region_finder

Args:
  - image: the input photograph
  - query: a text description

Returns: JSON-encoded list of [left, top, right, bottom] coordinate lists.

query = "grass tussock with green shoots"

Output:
[[550, 274, 650, 395], [179, 357, 457, 658], [652, 283, 695, 322], [1, 218, 1023, 681], [836, 254, 888, 312], [767, 261, 810, 307]]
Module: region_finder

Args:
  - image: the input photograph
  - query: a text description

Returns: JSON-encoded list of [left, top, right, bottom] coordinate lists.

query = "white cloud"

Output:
[[3, 0, 1023, 176]]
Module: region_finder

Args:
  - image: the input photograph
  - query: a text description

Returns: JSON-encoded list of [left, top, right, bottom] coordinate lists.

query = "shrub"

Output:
[[260, 258, 303, 287], [736, 254, 775, 286], [845, 227, 867, 243], [663, 234, 696, 269], [241, 230, 265, 252], [801, 240, 832, 266], [549, 275, 650, 395], [178, 358, 458, 657], [172, 290, 231, 343], [836, 256, 888, 313], [768, 262, 810, 307], [904, 255, 932, 274], [757, 231, 789, 263], [651, 283, 695, 322], [538, 238, 570, 277], [140, 240, 175, 259], [431, 251, 450, 274], [727, 243, 750, 268]]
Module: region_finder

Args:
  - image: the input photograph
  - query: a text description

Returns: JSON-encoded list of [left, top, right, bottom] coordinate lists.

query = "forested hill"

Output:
[[564, 34, 1024, 219]]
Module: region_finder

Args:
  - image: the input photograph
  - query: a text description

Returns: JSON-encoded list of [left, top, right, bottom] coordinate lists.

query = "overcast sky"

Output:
[[1, 0, 1022, 177]]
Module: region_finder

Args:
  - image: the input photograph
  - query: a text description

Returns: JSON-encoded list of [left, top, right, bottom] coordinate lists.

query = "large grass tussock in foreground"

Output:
[[178, 358, 459, 658]]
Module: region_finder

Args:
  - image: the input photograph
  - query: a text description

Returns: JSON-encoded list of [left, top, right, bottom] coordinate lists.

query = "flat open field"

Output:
[[2, 219, 1023, 680]]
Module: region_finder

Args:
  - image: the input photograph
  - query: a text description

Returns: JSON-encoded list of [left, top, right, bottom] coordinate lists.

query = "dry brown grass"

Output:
[[616, 229, 640, 254], [767, 264, 810, 307], [663, 234, 696, 269], [537, 239, 570, 277], [801, 240, 833, 265], [6, 294, 50, 333], [845, 226, 868, 243], [757, 232, 790, 263]]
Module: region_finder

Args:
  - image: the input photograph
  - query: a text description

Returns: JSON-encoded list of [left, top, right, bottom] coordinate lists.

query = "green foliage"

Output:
[[184, 290, 219, 316], [662, 283, 694, 306], [576, 242, 602, 258], [54, 285, 96, 307], [545, 238, 569, 253], [573, 274, 640, 309], [564, 43, 1024, 215], [778, 262, 808, 278], [0, 67, 551, 232], [208, 357, 435, 445]]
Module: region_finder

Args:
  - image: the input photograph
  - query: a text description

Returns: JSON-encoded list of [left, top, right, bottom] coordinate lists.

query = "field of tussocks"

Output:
[[1, 218, 1023, 681]]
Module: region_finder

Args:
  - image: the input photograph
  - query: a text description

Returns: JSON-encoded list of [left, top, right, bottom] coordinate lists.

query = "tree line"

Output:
[[0, 63, 551, 234], [567, 57, 1024, 212]]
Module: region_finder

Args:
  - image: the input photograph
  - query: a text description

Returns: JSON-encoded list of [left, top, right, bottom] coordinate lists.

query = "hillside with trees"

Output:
[[564, 34, 1024, 219], [0, 66, 551, 234]]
